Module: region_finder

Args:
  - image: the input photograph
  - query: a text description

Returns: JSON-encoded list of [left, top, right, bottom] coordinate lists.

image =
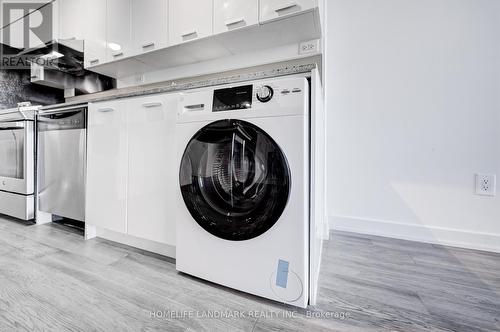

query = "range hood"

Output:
[[18, 39, 85, 74], [18, 39, 115, 96]]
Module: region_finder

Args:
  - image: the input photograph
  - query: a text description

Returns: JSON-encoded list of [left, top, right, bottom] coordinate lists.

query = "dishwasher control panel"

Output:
[[38, 107, 87, 131]]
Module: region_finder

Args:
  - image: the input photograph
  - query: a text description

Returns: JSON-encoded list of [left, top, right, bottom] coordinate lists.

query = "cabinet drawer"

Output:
[[169, 0, 213, 46], [260, 0, 317, 22], [214, 0, 258, 34]]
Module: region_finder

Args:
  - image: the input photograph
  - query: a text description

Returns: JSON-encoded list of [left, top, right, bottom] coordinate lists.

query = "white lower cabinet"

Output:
[[127, 95, 177, 245], [87, 100, 128, 233], [87, 94, 178, 245]]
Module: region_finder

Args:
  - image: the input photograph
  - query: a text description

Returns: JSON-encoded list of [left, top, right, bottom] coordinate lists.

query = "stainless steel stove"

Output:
[[0, 103, 40, 220]]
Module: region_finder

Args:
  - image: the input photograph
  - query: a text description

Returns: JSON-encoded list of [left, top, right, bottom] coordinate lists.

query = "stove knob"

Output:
[[256, 85, 274, 103]]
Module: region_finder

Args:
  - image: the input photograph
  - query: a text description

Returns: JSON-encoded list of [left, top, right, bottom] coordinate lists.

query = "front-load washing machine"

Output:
[[176, 76, 310, 307]]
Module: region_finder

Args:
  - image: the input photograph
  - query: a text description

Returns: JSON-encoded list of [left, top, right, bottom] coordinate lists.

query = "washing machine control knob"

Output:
[[256, 85, 274, 103]]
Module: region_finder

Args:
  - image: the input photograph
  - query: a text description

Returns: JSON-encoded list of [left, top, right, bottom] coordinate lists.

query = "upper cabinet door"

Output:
[[107, 0, 132, 62], [84, 0, 107, 67], [59, 0, 86, 41], [259, 0, 317, 22], [131, 0, 168, 55], [60, 0, 106, 68], [169, 0, 213, 46], [214, 0, 258, 34]]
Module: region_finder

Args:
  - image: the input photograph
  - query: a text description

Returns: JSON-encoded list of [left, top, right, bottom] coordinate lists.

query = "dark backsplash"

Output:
[[0, 41, 115, 109], [0, 69, 64, 109]]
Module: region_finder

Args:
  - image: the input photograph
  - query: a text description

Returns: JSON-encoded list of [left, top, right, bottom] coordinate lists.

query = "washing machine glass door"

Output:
[[180, 119, 291, 241]]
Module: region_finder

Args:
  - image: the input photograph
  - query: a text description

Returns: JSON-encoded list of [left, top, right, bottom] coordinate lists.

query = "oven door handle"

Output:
[[0, 122, 25, 130]]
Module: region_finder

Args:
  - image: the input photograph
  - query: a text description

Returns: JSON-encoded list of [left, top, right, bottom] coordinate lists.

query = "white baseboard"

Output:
[[96, 228, 176, 259], [329, 215, 500, 253]]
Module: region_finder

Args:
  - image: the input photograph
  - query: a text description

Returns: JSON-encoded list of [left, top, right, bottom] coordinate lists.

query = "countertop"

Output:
[[41, 59, 318, 110]]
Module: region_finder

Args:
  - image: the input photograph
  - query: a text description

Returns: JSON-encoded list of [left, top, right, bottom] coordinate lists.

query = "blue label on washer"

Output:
[[276, 260, 289, 288]]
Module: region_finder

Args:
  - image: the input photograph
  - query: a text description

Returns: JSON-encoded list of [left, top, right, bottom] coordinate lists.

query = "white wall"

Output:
[[326, 0, 500, 252]]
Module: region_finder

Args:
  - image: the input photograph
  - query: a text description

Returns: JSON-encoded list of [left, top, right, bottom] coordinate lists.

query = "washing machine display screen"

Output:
[[213, 85, 253, 112], [179, 120, 290, 241]]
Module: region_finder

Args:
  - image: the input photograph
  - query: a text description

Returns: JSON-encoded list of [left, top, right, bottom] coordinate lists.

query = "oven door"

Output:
[[0, 121, 34, 195]]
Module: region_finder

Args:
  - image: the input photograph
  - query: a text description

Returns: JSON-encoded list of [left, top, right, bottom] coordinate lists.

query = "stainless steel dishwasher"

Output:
[[37, 104, 87, 221]]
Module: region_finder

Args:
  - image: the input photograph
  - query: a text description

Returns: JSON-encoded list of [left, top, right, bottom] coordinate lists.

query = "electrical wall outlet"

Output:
[[135, 74, 145, 85], [475, 174, 496, 196], [299, 39, 320, 55]]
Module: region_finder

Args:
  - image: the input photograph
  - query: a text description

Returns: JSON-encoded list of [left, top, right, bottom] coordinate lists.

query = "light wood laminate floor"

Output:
[[0, 216, 499, 331]]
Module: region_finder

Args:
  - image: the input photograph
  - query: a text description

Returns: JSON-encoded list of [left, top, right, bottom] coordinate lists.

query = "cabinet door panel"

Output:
[[127, 95, 178, 245], [131, 0, 168, 55], [60, 0, 105, 67], [86, 101, 128, 233], [169, 0, 213, 46], [82, 0, 107, 67], [59, 0, 86, 40], [107, 0, 132, 61], [260, 0, 316, 22], [214, 0, 258, 34]]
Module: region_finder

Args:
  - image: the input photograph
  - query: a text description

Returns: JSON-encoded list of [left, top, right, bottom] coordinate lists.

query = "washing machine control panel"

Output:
[[179, 77, 308, 123], [213, 85, 253, 112], [212, 80, 306, 113]]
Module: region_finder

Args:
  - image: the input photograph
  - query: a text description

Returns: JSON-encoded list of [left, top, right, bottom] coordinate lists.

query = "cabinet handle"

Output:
[[89, 59, 100, 65], [113, 52, 124, 57], [181, 30, 198, 40], [142, 42, 155, 49], [275, 2, 299, 13], [225, 18, 246, 27], [184, 103, 204, 111], [97, 108, 115, 113], [30, 75, 38, 79], [142, 102, 163, 108]]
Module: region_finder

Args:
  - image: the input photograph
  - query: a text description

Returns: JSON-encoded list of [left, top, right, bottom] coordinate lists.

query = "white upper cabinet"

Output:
[[214, 0, 258, 34], [61, 0, 321, 71], [59, 0, 86, 41], [107, 0, 132, 61], [60, 0, 106, 68], [83, 0, 106, 68], [169, 0, 213, 46], [259, 0, 317, 22], [131, 0, 168, 55], [84, 0, 107, 67]]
